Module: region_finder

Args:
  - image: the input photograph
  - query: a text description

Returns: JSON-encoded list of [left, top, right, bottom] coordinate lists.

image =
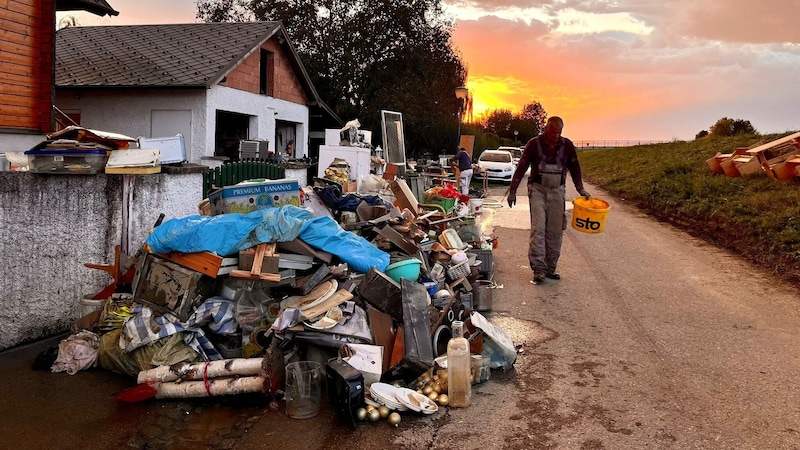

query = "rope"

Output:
[[203, 362, 213, 397]]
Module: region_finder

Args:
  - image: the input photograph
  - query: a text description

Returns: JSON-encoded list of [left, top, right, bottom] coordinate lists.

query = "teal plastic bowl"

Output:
[[385, 259, 422, 283]]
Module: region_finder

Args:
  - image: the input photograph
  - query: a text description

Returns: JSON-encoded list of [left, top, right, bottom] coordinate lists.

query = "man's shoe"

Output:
[[532, 274, 546, 284], [546, 272, 561, 280]]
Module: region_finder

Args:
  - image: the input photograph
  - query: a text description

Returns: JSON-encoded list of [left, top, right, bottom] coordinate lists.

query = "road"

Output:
[[1, 179, 799, 449]]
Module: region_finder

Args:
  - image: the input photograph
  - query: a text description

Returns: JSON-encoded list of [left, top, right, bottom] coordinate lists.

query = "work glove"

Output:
[[507, 193, 516, 208], [578, 189, 591, 199]]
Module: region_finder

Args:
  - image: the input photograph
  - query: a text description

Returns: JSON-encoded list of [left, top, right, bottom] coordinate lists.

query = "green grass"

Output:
[[578, 132, 800, 281]]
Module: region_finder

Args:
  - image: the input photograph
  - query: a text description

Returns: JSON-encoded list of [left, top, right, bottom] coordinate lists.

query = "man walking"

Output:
[[507, 117, 590, 284], [451, 147, 473, 195]]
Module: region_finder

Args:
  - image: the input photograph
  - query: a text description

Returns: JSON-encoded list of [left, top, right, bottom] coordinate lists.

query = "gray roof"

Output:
[[56, 22, 283, 88], [57, 0, 119, 16]]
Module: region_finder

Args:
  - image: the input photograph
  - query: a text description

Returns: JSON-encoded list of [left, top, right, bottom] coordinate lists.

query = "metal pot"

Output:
[[472, 280, 494, 311]]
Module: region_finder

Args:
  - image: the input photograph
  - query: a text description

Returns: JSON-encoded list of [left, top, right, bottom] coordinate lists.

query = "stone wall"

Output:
[[0, 171, 203, 350]]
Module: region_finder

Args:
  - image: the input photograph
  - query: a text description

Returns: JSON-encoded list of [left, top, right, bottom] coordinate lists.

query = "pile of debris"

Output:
[[47, 174, 515, 426], [706, 132, 800, 180]]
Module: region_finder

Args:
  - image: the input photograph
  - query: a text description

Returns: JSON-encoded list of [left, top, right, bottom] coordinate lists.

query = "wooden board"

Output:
[[157, 251, 223, 278], [105, 166, 161, 174]]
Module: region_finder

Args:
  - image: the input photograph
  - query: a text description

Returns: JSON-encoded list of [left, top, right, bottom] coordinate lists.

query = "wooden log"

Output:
[[137, 358, 264, 384], [155, 376, 266, 399]]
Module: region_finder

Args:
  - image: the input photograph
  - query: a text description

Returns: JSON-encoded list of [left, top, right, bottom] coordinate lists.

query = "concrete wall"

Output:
[[0, 171, 203, 350]]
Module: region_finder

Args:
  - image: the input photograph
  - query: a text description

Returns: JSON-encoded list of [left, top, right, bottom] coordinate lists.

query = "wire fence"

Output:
[[574, 140, 671, 148]]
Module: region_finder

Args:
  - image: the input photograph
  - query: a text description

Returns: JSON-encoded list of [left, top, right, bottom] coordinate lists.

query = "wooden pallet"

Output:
[[230, 243, 280, 282]]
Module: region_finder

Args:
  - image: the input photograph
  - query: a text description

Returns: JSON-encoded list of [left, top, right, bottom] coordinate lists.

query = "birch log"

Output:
[[155, 376, 266, 399], [137, 358, 263, 384]]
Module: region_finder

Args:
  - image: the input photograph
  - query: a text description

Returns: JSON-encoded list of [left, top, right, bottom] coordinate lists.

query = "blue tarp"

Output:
[[146, 206, 389, 273]]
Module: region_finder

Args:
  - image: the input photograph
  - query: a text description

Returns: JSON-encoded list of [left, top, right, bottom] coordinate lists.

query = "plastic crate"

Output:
[[467, 249, 493, 274], [447, 261, 471, 280]]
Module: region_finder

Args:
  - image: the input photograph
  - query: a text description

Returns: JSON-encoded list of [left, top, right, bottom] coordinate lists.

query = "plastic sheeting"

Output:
[[145, 206, 389, 273], [298, 215, 389, 273], [146, 207, 310, 256]]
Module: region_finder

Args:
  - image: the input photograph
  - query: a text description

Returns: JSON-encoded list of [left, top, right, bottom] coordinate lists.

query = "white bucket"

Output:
[[81, 295, 106, 317], [469, 198, 484, 215]]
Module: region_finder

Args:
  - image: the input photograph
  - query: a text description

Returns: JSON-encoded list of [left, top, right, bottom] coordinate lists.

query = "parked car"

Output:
[[477, 149, 515, 183]]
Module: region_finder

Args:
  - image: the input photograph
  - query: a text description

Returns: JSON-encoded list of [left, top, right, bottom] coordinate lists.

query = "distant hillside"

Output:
[[579, 132, 800, 283]]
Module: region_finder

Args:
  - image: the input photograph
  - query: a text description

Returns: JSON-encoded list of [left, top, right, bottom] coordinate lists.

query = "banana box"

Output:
[[209, 178, 301, 215]]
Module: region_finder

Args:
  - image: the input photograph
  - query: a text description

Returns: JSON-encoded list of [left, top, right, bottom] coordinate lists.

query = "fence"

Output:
[[202, 158, 319, 198], [574, 140, 670, 149]]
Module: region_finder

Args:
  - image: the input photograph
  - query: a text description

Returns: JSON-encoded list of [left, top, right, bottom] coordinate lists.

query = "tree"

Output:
[[695, 130, 709, 139], [709, 117, 757, 137], [197, 0, 467, 157], [479, 101, 546, 145]]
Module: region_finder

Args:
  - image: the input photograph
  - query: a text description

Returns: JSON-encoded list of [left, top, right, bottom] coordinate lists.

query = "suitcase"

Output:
[[325, 358, 365, 428]]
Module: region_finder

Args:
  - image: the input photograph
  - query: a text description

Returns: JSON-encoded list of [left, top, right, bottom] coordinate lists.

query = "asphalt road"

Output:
[[2, 179, 799, 449]]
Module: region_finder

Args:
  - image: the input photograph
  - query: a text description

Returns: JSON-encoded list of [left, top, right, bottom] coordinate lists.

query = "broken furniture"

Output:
[[745, 131, 800, 180]]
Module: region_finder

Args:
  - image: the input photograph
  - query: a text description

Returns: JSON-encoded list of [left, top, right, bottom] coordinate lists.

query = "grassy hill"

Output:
[[578, 132, 800, 283]]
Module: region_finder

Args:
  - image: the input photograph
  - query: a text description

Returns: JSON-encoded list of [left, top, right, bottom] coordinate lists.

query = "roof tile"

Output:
[[56, 22, 280, 88]]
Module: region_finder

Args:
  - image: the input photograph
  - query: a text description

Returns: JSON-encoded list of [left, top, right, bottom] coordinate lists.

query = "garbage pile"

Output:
[[48, 175, 516, 426]]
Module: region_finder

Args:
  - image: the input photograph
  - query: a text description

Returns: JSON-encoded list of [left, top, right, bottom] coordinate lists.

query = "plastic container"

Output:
[[285, 361, 322, 419], [80, 295, 106, 317], [447, 321, 472, 408], [571, 197, 611, 234], [385, 258, 422, 283], [26, 149, 109, 174], [468, 198, 484, 215]]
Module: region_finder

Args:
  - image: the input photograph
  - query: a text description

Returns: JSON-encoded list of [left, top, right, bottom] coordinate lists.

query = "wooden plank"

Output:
[[157, 251, 223, 278], [106, 166, 162, 175], [0, 113, 38, 129], [746, 131, 800, 155]]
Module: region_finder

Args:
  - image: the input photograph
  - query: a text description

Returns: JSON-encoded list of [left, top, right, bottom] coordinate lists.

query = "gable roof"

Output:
[[57, 0, 119, 16], [55, 21, 343, 126]]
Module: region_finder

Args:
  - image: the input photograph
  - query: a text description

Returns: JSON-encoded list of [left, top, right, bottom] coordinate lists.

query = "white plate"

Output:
[[303, 306, 343, 330], [395, 387, 438, 414]]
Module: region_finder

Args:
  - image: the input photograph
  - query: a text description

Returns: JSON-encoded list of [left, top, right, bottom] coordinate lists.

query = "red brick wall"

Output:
[[223, 39, 308, 105], [0, 0, 54, 132]]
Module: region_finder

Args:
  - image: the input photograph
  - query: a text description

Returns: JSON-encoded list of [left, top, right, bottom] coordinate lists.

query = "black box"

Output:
[[325, 358, 365, 429]]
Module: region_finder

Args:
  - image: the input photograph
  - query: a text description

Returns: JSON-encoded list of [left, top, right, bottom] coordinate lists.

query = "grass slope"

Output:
[[578, 133, 800, 282]]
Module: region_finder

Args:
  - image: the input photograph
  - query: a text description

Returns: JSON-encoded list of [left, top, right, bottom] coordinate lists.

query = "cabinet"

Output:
[[318, 145, 372, 191]]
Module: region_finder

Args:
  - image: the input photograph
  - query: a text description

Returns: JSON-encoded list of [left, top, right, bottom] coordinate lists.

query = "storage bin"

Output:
[[25, 149, 109, 174], [467, 249, 493, 275], [447, 261, 471, 280]]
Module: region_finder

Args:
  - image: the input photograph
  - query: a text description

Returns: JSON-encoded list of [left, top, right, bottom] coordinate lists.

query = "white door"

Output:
[[151, 110, 192, 160]]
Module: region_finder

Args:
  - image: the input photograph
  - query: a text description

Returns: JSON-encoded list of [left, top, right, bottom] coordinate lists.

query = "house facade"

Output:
[[0, 0, 117, 152], [53, 22, 341, 163]]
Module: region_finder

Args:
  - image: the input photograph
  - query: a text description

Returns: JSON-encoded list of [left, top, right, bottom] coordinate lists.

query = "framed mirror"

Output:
[[381, 110, 406, 166]]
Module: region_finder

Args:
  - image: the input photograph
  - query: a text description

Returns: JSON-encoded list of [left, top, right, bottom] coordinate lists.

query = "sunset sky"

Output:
[[61, 0, 800, 141]]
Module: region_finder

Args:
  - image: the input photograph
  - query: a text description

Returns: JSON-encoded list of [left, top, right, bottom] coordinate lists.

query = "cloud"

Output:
[[450, 0, 800, 139]]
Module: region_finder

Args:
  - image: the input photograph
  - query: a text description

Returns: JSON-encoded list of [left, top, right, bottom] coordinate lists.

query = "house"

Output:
[[53, 21, 342, 164], [0, 0, 118, 152]]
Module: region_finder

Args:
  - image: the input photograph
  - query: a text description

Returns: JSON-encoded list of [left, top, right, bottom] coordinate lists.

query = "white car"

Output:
[[477, 149, 516, 183]]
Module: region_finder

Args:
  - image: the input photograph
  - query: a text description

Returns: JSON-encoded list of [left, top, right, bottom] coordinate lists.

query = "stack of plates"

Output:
[[369, 383, 407, 411], [394, 387, 438, 414]]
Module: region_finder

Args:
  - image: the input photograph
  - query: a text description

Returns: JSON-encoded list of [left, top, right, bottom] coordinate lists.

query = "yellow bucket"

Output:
[[571, 197, 610, 234]]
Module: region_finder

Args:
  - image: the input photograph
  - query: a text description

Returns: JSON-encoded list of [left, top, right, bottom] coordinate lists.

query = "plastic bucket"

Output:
[[468, 198, 484, 215], [81, 295, 106, 317], [571, 197, 611, 234]]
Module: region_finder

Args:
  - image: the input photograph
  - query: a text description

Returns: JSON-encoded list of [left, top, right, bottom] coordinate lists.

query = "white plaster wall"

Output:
[[55, 89, 208, 163], [0, 171, 203, 350], [207, 86, 309, 157], [0, 132, 47, 153]]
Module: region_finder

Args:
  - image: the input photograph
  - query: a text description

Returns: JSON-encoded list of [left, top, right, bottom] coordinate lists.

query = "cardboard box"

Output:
[[209, 178, 300, 215]]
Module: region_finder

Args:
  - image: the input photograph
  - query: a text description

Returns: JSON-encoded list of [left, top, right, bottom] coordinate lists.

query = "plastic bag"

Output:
[[97, 329, 140, 377], [470, 311, 517, 370], [51, 330, 100, 375]]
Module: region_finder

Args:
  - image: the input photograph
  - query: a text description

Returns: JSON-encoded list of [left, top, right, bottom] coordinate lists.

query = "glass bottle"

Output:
[[447, 320, 472, 407]]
